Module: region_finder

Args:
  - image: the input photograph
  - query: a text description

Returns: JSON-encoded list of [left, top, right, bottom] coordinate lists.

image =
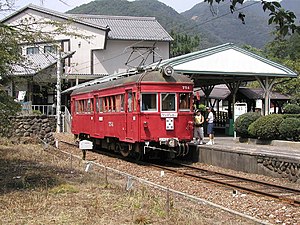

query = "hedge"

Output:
[[248, 114, 284, 140], [234, 112, 261, 138], [278, 117, 300, 141], [283, 104, 300, 114]]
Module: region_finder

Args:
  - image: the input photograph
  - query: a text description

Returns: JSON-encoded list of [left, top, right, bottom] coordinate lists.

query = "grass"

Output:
[[0, 139, 251, 224]]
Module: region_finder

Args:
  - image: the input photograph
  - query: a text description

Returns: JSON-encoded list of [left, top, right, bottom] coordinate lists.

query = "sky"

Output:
[[1, 0, 202, 19]]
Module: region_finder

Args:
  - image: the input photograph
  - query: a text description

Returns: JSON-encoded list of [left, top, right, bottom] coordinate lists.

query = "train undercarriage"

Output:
[[76, 133, 191, 160]]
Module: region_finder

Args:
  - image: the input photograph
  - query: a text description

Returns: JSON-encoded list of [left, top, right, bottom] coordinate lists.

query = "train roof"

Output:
[[71, 70, 192, 96]]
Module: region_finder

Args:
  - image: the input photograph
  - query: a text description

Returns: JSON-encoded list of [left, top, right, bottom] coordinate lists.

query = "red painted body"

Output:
[[71, 70, 194, 157]]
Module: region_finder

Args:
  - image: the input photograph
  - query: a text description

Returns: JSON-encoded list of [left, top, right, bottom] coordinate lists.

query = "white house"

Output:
[[2, 4, 172, 106]]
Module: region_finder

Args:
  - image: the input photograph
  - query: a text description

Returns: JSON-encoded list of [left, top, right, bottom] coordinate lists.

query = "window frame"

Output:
[[160, 93, 177, 112], [140, 93, 158, 112], [26, 46, 39, 55], [179, 93, 192, 112]]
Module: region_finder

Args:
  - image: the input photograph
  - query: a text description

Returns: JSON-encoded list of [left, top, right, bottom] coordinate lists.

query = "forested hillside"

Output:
[[182, 0, 300, 48], [67, 0, 222, 49], [68, 0, 300, 49]]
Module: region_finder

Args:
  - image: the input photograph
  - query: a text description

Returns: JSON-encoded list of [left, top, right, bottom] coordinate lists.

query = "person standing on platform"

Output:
[[194, 110, 204, 145], [206, 107, 215, 145]]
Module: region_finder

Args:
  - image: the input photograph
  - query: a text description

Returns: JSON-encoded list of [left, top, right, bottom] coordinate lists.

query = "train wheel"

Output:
[[183, 143, 189, 156], [181, 143, 185, 157], [176, 144, 182, 157], [132, 144, 143, 161], [120, 145, 130, 157]]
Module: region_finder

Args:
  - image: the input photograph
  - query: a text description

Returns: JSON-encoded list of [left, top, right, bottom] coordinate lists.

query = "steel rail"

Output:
[[58, 140, 300, 206], [152, 162, 300, 206]]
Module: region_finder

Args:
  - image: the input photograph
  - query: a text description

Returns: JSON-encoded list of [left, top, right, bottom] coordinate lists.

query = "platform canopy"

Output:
[[147, 43, 297, 115], [149, 43, 297, 87]]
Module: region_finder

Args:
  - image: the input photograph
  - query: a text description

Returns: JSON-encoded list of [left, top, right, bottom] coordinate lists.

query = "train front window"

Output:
[[141, 93, 157, 112], [179, 93, 191, 111], [161, 93, 176, 112]]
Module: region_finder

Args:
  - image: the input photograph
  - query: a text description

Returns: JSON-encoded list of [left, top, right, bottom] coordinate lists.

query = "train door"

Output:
[[93, 95, 100, 137], [125, 90, 134, 141]]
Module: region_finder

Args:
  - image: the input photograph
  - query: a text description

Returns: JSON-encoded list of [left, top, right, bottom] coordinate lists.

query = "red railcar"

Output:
[[71, 69, 194, 159]]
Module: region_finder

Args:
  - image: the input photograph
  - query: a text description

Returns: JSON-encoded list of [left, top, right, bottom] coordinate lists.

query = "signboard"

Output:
[[234, 103, 247, 121], [255, 99, 263, 109], [79, 140, 93, 150], [18, 91, 26, 101], [161, 112, 178, 118]]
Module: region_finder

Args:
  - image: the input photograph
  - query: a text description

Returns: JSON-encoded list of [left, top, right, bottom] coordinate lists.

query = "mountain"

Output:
[[68, 0, 300, 49], [67, 0, 222, 49], [182, 0, 300, 48]]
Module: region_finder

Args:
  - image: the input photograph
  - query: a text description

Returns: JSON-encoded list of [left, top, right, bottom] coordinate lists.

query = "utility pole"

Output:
[[56, 48, 62, 133]]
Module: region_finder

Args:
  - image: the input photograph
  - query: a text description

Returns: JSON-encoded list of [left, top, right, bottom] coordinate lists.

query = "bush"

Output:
[[198, 104, 206, 112], [278, 117, 300, 141], [248, 114, 284, 140], [32, 110, 42, 115], [283, 104, 300, 114], [234, 112, 261, 138]]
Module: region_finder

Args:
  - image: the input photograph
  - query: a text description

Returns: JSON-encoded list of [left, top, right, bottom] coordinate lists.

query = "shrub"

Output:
[[248, 114, 284, 140], [198, 104, 206, 112], [234, 112, 261, 138], [278, 117, 300, 141], [32, 110, 42, 115], [283, 104, 300, 114]]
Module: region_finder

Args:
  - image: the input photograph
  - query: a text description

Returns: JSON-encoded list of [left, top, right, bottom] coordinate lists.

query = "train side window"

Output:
[[75, 101, 79, 113], [78, 100, 84, 113], [96, 97, 99, 112], [112, 96, 116, 112], [133, 92, 137, 112], [86, 98, 93, 113], [161, 93, 176, 112], [179, 93, 191, 111], [127, 91, 132, 112], [115, 95, 122, 112], [141, 93, 157, 112], [121, 94, 125, 112]]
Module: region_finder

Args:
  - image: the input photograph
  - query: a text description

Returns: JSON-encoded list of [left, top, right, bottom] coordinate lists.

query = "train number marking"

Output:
[[182, 85, 190, 90]]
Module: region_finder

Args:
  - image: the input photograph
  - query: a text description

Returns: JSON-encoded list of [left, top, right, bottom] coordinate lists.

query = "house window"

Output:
[[44, 45, 57, 54], [26, 47, 39, 55]]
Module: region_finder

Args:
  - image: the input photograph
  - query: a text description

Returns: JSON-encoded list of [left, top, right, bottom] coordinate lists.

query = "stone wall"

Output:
[[6, 115, 56, 145], [257, 156, 300, 182]]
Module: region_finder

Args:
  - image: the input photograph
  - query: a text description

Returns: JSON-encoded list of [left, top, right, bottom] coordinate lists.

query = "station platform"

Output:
[[191, 137, 300, 183]]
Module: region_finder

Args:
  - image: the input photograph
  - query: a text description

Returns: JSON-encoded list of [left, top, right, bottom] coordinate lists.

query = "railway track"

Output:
[[59, 140, 300, 207], [152, 162, 300, 207]]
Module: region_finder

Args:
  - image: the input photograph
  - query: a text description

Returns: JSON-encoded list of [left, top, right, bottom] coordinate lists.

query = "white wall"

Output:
[[6, 8, 170, 76], [93, 40, 170, 75]]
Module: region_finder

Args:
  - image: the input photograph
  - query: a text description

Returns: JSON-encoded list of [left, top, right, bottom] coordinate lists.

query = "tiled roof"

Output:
[[1, 4, 172, 42], [239, 87, 290, 100], [70, 14, 173, 41], [1, 4, 109, 31], [11, 51, 75, 76]]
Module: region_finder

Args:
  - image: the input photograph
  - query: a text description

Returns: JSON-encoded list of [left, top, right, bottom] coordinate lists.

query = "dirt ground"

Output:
[[0, 139, 253, 225]]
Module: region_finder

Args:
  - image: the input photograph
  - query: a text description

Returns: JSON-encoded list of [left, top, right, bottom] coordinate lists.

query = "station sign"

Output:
[[234, 103, 247, 121], [79, 140, 93, 150]]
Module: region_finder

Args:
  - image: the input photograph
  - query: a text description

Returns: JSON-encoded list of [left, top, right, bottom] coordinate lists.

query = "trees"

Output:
[[170, 31, 200, 57], [264, 34, 300, 104], [204, 0, 299, 38]]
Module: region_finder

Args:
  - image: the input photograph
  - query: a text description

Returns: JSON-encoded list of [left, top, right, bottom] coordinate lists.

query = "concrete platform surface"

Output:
[[194, 137, 300, 182]]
